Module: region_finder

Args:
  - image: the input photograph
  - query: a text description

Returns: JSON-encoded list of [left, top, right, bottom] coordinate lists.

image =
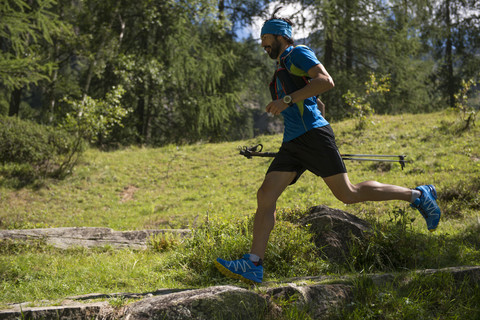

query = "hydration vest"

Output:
[[269, 46, 311, 100]]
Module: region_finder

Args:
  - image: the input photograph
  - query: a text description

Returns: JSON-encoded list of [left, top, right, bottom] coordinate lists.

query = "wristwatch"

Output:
[[283, 95, 294, 106]]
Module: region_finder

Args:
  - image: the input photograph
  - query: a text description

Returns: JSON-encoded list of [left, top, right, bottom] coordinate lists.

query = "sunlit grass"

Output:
[[1, 111, 478, 232], [0, 241, 182, 307]]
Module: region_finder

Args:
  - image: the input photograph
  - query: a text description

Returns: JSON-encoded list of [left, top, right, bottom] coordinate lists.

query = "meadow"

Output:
[[1, 110, 479, 318]]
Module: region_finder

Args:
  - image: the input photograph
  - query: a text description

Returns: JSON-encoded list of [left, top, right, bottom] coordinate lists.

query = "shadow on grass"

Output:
[[341, 215, 480, 275]]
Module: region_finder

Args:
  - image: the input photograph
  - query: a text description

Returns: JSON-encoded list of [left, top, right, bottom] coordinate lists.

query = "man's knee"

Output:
[[323, 173, 361, 205], [256, 171, 294, 207], [257, 184, 273, 202], [257, 183, 281, 208], [332, 185, 359, 204]]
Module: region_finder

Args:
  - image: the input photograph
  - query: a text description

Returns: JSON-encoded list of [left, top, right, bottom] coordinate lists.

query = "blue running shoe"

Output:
[[215, 254, 263, 284], [410, 185, 441, 231]]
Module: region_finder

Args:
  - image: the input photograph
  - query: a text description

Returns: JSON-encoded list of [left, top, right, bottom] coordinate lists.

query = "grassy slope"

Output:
[[1, 111, 478, 231], [1, 110, 479, 309]]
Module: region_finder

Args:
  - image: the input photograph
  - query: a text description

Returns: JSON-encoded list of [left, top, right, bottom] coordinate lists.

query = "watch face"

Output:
[[283, 95, 292, 103]]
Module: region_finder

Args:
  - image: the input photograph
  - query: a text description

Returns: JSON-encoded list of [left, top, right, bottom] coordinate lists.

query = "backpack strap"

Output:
[[270, 46, 325, 115], [269, 46, 311, 100]]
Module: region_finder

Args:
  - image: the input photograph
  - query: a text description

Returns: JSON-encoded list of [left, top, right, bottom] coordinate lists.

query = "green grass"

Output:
[[1, 110, 480, 317], [0, 241, 178, 304], [326, 272, 480, 320]]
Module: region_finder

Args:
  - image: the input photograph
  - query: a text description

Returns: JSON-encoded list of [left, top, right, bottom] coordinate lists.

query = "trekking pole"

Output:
[[239, 144, 410, 170]]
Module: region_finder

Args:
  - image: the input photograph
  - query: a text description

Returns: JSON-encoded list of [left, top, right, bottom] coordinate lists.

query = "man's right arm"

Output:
[[288, 64, 334, 106]]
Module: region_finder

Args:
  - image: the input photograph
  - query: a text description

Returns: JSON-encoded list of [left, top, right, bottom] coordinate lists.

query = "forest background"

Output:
[[1, 0, 479, 151]]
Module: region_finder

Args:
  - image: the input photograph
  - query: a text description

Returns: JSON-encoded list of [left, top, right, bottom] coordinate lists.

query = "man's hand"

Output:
[[266, 99, 289, 115]]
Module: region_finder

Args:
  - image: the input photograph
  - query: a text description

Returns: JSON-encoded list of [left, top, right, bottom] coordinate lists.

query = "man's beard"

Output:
[[267, 37, 282, 59]]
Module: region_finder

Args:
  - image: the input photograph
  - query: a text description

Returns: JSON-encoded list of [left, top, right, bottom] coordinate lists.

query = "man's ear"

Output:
[[276, 35, 287, 45]]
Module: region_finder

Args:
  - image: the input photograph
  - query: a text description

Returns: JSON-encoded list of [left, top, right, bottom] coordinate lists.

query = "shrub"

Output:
[[0, 115, 80, 184], [60, 86, 128, 144], [454, 78, 477, 131], [342, 73, 390, 130]]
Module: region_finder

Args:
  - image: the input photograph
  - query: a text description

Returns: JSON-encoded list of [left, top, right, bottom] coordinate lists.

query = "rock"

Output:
[[368, 273, 397, 287], [298, 205, 372, 264], [267, 283, 352, 319], [2, 266, 480, 319], [120, 285, 274, 320], [65, 289, 189, 301], [0, 302, 108, 320], [416, 265, 480, 285], [0, 227, 190, 249]]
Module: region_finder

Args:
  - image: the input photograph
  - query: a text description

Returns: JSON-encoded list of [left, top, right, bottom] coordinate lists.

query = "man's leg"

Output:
[[250, 171, 297, 259], [323, 173, 441, 231], [214, 171, 296, 284], [323, 173, 412, 204]]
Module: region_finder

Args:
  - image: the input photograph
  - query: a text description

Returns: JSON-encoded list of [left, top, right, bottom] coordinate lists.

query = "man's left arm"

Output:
[[266, 64, 334, 115]]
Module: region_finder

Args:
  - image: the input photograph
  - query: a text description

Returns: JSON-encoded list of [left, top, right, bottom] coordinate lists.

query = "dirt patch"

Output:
[[120, 185, 139, 203]]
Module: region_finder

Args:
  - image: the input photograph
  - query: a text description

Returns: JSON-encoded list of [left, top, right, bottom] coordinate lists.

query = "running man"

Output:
[[215, 16, 441, 285]]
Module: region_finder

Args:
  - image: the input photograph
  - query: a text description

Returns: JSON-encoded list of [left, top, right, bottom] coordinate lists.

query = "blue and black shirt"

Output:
[[273, 45, 329, 142]]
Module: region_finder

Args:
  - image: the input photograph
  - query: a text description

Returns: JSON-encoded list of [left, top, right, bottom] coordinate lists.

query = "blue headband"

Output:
[[260, 19, 292, 39]]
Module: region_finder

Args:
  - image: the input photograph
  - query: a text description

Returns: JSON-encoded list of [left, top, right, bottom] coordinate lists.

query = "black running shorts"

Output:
[[266, 125, 347, 184]]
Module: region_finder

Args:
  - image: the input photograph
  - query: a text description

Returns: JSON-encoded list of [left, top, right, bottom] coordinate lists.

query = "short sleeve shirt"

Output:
[[276, 45, 329, 142]]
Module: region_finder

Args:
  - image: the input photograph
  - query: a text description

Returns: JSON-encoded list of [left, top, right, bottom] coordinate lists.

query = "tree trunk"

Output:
[[218, 0, 225, 20], [45, 41, 60, 124], [445, 0, 455, 109], [345, 1, 353, 73], [8, 88, 22, 117], [82, 6, 118, 99], [136, 91, 146, 144], [83, 35, 106, 99], [135, 86, 151, 144], [143, 90, 151, 143], [325, 35, 333, 67], [323, 6, 334, 68]]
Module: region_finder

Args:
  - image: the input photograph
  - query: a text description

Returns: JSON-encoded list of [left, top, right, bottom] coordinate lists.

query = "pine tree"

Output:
[[0, 0, 70, 116]]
